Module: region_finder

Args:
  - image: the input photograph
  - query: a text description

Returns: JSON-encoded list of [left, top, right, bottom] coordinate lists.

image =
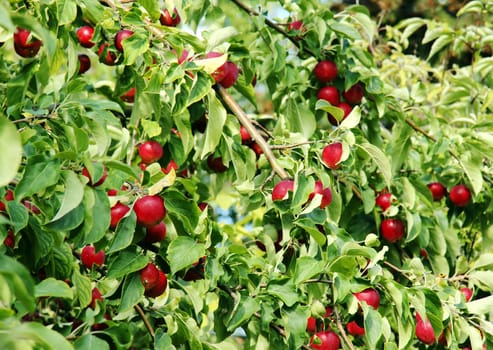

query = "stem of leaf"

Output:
[[135, 304, 155, 338]]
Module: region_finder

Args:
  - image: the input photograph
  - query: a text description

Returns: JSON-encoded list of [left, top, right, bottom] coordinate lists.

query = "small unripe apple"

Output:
[[354, 288, 380, 309], [322, 142, 343, 169], [317, 86, 340, 106], [14, 28, 42, 58], [346, 320, 365, 336], [76, 26, 95, 48], [309, 330, 340, 350], [272, 179, 294, 201], [427, 182, 446, 201], [219, 61, 239, 88], [159, 8, 181, 27], [114, 29, 133, 52], [133, 195, 166, 227], [140, 263, 160, 291], [78, 54, 91, 74], [145, 269, 167, 297], [415, 313, 436, 345], [120, 87, 136, 103], [376, 193, 392, 211], [90, 288, 103, 309], [449, 184, 471, 207], [97, 43, 117, 66], [380, 218, 405, 242], [343, 83, 364, 104], [138, 140, 163, 164], [80, 245, 105, 268], [110, 202, 130, 229], [82, 164, 107, 187], [460, 287, 473, 302], [145, 222, 167, 243], [313, 60, 338, 83]]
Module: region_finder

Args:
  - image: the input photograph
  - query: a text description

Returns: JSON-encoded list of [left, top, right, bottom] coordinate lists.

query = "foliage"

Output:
[[0, 0, 492, 349]]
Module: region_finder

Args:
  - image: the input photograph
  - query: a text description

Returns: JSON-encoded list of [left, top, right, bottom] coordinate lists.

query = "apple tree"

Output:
[[1, 0, 493, 349]]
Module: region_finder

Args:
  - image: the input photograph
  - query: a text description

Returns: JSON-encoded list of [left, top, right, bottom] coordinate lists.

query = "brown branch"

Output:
[[134, 304, 155, 338], [216, 85, 289, 179], [333, 307, 355, 350], [229, 0, 316, 58]]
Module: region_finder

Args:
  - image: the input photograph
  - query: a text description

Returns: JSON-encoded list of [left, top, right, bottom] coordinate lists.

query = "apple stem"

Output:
[[334, 307, 356, 350], [134, 304, 155, 338], [216, 85, 289, 179], [229, 0, 316, 58]]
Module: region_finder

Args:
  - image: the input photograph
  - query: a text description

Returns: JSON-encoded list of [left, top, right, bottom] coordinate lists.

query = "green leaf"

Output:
[[72, 269, 92, 308], [469, 270, 493, 290], [74, 334, 110, 350], [294, 218, 327, 246], [328, 256, 359, 279], [266, 281, 299, 307], [17, 322, 74, 350], [56, 0, 77, 25], [137, 0, 160, 20], [459, 154, 483, 196], [122, 32, 150, 66], [165, 189, 201, 234], [107, 250, 149, 279], [141, 119, 162, 138], [108, 211, 137, 254], [200, 91, 227, 158], [0, 254, 35, 313], [46, 203, 85, 232], [0, 3, 15, 31], [15, 156, 61, 200], [227, 296, 260, 331], [0, 117, 22, 187], [330, 21, 361, 40], [467, 295, 493, 315], [293, 256, 325, 285], [167, 236, 205, 274], [82, 188, 111, 244], [358, 143, 392, 188], [118, 273, 144, 313], [35, 278, 73, 299], [6, 201, 29, 233], [50, 171, 84, 222], [339, 106, 361, 129], [364, 307, 383, 349]]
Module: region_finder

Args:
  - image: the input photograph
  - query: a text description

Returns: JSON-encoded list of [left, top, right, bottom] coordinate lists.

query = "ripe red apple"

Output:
[[198, 202, 209, 212], [460, 287, 473, 302], [313, 60, 338, 83], [107, 189, 118, 196], [110, 202, 130, 229], [133, 195, 166, 227], [207, 155, 228, 173], [346, 320, 365, 336], [120, 87, 136, 103], [272, 179, 294, 201], [220, 61, 239, 88], [76, 26, 95, 48], [159, 8, 181, 27], [322, 142, 343, 169], [82, 164, 107, 187], [3, 230, 15, 248], [317, 86, 340, 106], [310, 330, 340, 350], [240, 126, 251, 144], [97, 43, 117, 66], [90, 288, 103, 309], [145, 269, 168, 297], [415, 313, 436, 345], [206, 52, 228, 83], [0, 189, 15, 211], [183, 256, 206, 281], [427, 182, 446, 201], [288, 20, 304, 32], [309, 181, 332, 209], [140, 263, 160, 291], [343, 83, 364, 104], [138, 140, 163, 164], [23, 201, 41, 215], [162, 160, 178, 175], [114, 29, 133, 52], [14, 28, 42, 58], [145, 222, 167, 243], [380, 218, 405, 242], [328, 102, 352, 125], [80, 245, 105, 268], [78, 54, 91, 74], [307, 308, 332, 333], [449, 184, 471, 207], [354, 288, 380, 309], [251, 142, 263, 156], [376, 193, 392, 211]]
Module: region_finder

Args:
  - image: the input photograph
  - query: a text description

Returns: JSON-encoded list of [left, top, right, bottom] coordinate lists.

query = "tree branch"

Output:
[[333, 307, 355, 350], [134, 304, 155, 338], [216, 85, 289, 179]]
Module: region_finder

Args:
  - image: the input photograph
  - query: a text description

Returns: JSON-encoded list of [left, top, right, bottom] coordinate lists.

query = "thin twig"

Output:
[[134, 304, 155, 338], [216, 85, 289, 179], [333, 307, 355, 350]]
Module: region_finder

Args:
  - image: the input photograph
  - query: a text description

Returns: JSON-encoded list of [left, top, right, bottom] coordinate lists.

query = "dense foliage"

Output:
[[1, 0, 493, 349]]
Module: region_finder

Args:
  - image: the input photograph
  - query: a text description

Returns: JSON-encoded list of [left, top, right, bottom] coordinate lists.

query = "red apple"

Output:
[[376, 193, 392, 211], [14, 28, 42, 58], [133, 195, 166, 227], [0, 189, 15, 211], [307, 307, 333, 333], [310, 330, 340, 350], [207, 155, 228, 173], [78, 54, 91, 74], [145, 269, 168, 297], [449, 184, 471, 207], [206, 52, 228, 83], [346, 320, 365, 336], [114, 29, 133, 52], [328, 102, 352, 125], [415, 313, 436, 345], [120, 87, 136, 103], [162, 160, 178, 175], [97, 43, 117, 66], [251, 142, 263, 156], [322, 142, 343, 169], [313, 60, 338, 83], [82, 164, 107, 187], [110, 202, 130, 229], [380, 218, 405, 242], [145, 222, 167, 243], [354, 288, 380, 309], [80, 245, 105, 268], [427, 182, 446, 201], [3, 230, 15, 248], [107, 189, 118, 196], [343, 83, 364, 104], [460, 287, 473, 302], [288, 20, 304, 31], [220, 61, 239, 88], [317, 86, 340, 106], [240, 126, 251, 144], [159, 8, 181, 27], [309, 181, 332, 209], [140, 263, 160, 291], [90, 288, 103, 309], [23, 201, 41, 214], [183, 256, 206, 281], [272, 179, 294, 201], [76, 26, 95, 48], [138, 140, 163, 164]]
